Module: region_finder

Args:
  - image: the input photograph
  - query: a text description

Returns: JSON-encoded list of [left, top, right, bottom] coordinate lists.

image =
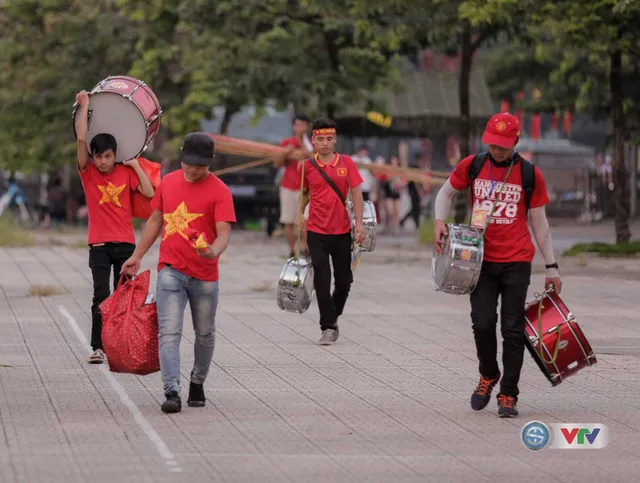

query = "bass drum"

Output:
[[73, 75, 162, 163]]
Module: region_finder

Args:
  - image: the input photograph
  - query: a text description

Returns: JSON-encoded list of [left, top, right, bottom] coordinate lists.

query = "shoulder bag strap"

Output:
[[308, 156, 347, 205]]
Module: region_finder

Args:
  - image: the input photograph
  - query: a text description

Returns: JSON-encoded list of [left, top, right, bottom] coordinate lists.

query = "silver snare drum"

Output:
[[432, 223, 484, 295], [277, 257, 315, 313], [347, 200, 377, 252]]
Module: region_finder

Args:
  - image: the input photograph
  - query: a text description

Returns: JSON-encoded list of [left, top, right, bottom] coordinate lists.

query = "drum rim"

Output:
[[92, 75, 163, 112]]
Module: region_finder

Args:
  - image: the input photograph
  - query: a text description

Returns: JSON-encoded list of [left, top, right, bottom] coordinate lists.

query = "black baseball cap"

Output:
[[180, 132, 215, 166]]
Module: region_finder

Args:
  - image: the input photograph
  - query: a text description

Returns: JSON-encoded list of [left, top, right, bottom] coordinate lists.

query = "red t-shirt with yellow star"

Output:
[[79, 162, 140, 245], [151, 170, 237, 282]]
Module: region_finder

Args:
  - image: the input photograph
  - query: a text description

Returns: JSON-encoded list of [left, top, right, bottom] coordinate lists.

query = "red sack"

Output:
[[131, 157, 161, 220], [99, 270, 160, 375]]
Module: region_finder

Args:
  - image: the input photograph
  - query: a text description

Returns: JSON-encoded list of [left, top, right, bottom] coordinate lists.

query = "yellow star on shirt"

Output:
[[98, 182, 126, 207], [163, 201, 203, 241]]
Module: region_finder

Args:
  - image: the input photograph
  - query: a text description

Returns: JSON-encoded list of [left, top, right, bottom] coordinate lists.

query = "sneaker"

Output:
[[470, 372, 501, 410], [88, 349, 106, 364], [161, 391, 182, 414], [319, 328, 339, 346], [187, 382, 206, 408], [497, 395, 518, 418]]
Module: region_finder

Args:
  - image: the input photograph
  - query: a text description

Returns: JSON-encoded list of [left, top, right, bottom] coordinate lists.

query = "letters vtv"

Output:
[[549, 424, 609, 449]]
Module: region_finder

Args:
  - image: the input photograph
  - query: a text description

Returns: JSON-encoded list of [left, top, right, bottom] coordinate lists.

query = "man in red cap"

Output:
[[433, 112, 562, 418]]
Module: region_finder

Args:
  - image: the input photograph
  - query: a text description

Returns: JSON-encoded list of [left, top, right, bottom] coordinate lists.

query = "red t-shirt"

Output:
[[449, 155, 549, 263], [303, 153, 363, 235], [279, 137, 304, 191], [151, 170, 237, 282], [79, 162, 140, 245]]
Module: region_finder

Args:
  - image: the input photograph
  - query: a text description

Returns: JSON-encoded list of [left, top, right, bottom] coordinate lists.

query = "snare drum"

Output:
[[432, 223, 483, 295], [73, 75, 163, 163], [277, 257, 315, 313], [346, 200, 377, 252], [524, 286, 597, 386]]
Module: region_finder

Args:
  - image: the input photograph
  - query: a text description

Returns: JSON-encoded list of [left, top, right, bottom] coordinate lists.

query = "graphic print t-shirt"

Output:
[[449, 155, 549, 263], [279, 136, 304, 191], [151, 170, 237, 281], [79, 162, 140, 245]]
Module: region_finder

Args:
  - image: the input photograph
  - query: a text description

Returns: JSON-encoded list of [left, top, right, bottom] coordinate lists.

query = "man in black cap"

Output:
[[122, 132, 237, 414]]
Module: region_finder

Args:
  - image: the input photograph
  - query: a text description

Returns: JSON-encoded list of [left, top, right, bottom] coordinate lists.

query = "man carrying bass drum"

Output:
[[433, 112, 562, 418], [74, 90, 156, 365]]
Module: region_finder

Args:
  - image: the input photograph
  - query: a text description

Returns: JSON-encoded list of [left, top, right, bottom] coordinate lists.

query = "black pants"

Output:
[[400, 181, 421, 228], [470, 261, 531, 399], [306, 231, 353, 331], [88, 242, 135, 350]]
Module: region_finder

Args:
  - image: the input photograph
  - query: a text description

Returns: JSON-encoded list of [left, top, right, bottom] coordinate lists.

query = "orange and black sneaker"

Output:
[[470, 372, 501, 410], [497, 394, 518, 418]]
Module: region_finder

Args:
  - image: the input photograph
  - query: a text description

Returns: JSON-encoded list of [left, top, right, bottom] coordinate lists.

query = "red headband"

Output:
[[312, 128, 336, 136]]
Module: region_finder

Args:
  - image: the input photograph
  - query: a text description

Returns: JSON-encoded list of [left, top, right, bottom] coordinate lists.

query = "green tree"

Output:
[[117, 0, 429, 153], [531, 0, 640, 243], [428, 0, 529, 222], [0, 0, 139, 172]]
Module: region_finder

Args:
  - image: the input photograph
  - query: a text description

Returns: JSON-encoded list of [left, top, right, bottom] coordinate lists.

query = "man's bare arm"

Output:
[[75, 91, 90, 172]]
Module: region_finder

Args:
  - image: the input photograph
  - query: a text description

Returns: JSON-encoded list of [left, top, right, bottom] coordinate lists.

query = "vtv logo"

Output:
[[549, 424, 610, 449]]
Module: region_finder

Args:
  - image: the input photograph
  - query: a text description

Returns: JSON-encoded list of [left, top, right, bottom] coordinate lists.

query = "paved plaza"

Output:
[[1, 224, 639, 483]]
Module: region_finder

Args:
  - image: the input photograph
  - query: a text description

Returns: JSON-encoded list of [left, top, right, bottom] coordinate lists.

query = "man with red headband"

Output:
[[299, 117, 365, 345], [433, 112, 561, 418]]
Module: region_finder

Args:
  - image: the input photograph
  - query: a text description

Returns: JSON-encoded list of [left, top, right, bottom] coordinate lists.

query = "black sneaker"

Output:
[[470, 372, 501, 411], [187, 382, 206, 408], [161, 391, 182, 414], [497, 394, 518, 418]]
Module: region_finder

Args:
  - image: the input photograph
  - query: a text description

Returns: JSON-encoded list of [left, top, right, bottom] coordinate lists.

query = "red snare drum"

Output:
[[524, 286, 597, 386], [73, 75, 162, 163]]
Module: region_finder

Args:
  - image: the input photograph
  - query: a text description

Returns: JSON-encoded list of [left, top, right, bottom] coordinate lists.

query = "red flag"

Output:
[[500, 100, 510, 113], [563, 110, 573, 136], [516, 91, 524, 126], [551, 110, 560, 132], [531, 114, 541, 139]]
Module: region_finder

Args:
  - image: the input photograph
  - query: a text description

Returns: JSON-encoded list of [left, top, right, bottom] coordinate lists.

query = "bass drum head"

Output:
[[85, 92, 148, 163]]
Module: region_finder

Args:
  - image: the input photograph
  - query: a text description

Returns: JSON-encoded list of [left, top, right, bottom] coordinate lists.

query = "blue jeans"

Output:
[[156, 266, 219, 396]]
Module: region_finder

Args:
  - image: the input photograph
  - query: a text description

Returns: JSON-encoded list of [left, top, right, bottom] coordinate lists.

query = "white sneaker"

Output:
[[88, 349, 106, 364], [318, 329, 339, 346]]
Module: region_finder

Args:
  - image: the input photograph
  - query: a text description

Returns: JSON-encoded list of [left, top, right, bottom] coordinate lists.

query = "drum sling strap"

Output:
[[293, 159, 308, 286], [308, 156, 362, 271], [468, 152, 536, 209], [308, 156, 347, 206]]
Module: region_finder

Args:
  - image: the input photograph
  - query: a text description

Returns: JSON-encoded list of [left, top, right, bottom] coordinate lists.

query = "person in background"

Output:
[[400, 153, 424, 230], [379, 155, 404, 235], [274, 114, 314, 258], [352, 145, 376, 202], [373, 156, 386, 224]]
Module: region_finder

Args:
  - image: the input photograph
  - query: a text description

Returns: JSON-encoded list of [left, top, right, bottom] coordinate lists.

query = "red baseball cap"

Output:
[[482, 113, 520, 148]]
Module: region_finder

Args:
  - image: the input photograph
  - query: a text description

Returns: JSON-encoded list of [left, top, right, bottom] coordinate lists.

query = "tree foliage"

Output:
[[0, 0, 139, 172]]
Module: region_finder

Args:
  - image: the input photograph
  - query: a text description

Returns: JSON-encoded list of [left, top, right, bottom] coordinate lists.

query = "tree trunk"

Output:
[[610, 49, 631, 243], [219, 106, 236, 135], [453, 21, 473, 224]]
